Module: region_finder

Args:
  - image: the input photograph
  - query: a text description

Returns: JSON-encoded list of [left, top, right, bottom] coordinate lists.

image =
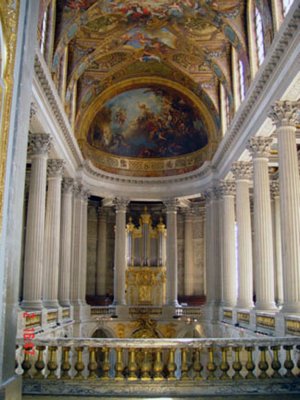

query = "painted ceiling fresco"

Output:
[[87, 86, 208, 158], [50, 1, 250, 175]]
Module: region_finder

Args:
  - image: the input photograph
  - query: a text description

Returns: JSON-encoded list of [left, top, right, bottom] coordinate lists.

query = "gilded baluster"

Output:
[[220, 347, 230, 380], [193, 349, 203, 380], [258, 346, 269, 379], [88, 347, 98, 379], [207, 347, 217, 380], [128, 349, 138, 381], [21, 348, 32, 379], [74, 347, 85, 380], [283, 345, 294, 378], [153, 349, 164, 381], [101, 348, 110, 380], [245, 346, 255, 379], [271, 345, 281, 378], [34, 346, 45, 378], [47, 346, 58, 379], [115, 348, 124, 381], [61, 346, 71, 379], [232, 347, 243, 380], [181, 348, 189, 380], [167, 349, 177, 381], [141, 349, 151, 381]]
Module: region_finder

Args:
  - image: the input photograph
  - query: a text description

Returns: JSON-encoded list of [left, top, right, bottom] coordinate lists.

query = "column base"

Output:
[[21, 299, 43, 310], [236, 300, 254, 309], [255, 301, 278, 311], [203, 302, 221, 322], [280, 302, 300, 314], [71, 304, 90, 322], [0, 375, 22, 400], [43, 300, 60, 309]]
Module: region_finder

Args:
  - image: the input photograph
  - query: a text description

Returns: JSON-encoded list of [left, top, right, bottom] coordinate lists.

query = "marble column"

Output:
[[269, 101, 300, 312], [247, 137, 276, 310], [113, 198, 128, 305], [22, 133, 51, 309], [232, 161, 254, 309], [80, 188, 89, 304], [220, 180, 237, 308], [43, 159, 64, 308], [270, 180, 283, 307], [204, 187, 221, 306], [96, 207, 108, 296], [165, 199, 179, 307], [59, 178, 74, 306], [126, 217, 135, 267], [157, 217, 166, 267], [70, 183, 89, 306], [184, 207, 194, 296]]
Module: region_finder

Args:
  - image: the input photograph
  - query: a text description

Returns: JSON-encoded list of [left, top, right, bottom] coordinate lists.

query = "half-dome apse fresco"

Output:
[[87, 86, 209, 159]]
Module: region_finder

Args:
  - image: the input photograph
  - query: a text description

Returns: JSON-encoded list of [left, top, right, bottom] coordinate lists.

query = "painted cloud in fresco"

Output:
[[87, 87, 209, 158]]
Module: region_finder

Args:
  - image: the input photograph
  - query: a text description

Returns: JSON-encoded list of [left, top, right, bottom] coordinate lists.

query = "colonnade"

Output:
[[21, 133, 90, 314], [206, 101, 300, 314]]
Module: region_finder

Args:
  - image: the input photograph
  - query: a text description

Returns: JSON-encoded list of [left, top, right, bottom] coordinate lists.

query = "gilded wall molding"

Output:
[[0, 0, 19, 234]]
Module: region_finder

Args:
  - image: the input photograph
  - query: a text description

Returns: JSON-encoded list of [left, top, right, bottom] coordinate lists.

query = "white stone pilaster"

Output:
[[59, 178, 74, 306], [164, 199, 179, 307], [113, 198, 128, 305], [96, 207, 108, 296], [220, 180, 237, 308], [232, 161, 254, 309], [22, 133, 51, 309], [269, 100, 300, 312], [184, 208, 194, 296], [247, 137, 276, 310], [43, 159, 64, 308]]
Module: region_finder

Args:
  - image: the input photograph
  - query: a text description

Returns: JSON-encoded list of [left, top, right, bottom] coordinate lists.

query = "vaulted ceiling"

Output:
[[48, 1, 249, 176]]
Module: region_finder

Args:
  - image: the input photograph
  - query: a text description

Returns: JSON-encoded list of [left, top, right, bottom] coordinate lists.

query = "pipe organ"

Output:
[[126, 207, 167, 305]]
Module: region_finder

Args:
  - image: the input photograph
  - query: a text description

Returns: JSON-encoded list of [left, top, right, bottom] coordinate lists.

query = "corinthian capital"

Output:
[[113, 198, 129, 212], [164, 198, 179, 212], [268, 100, 300, 128], [270, 180, 280, 199], [28, 133, 51, 156], [246, 136, 273, 158], [47, 159, 65, 177], [220, 180, 235, 197], [231, 161, 252, 180], [62, 178, 74, 194]]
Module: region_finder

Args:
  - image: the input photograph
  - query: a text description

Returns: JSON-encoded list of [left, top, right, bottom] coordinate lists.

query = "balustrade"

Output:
[[16, 337, 300, 382]]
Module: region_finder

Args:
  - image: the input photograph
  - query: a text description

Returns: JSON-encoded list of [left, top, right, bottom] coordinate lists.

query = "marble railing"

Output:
[[16, 337, 300, 382]]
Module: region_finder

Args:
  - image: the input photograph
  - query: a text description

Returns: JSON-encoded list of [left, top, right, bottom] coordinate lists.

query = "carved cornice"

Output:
[[47, 159, 65, 177], [268, 100, 300, 128], [34, 51, 82, 167], [28, 133, 51, 156], [83, 159, 213, 187], [231, 161, 252, 180], [247, 137, 273, 159]]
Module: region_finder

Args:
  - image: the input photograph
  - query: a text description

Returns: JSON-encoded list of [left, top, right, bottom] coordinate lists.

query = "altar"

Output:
[[125, 207, 167, 306]]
